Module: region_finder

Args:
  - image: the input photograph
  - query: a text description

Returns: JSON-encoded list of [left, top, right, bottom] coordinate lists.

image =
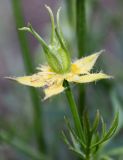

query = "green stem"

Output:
[[0, 131, 47, 160], [11, 0, 46, 153], [76, 0, 86, 115], [64, 80, 84, 141], [76, 0, 86, 58], [66, 0, 76, 27], [85, 133, 92, 160]]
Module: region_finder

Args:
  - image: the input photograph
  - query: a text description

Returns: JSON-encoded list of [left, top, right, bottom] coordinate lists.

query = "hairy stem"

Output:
[[76, 0, 86, 115], [11, 0, 46, 153]]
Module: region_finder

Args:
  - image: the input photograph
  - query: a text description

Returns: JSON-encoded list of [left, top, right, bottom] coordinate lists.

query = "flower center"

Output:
[[71, 64, 80, 74]]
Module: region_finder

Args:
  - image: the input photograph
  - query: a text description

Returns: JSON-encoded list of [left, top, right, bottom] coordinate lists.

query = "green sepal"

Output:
[[19, 7, 71, 74], [43, 47, 62, 73], [55, 28, 71, 73]]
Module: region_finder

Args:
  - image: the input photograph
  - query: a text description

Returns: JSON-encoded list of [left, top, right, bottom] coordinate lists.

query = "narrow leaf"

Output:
[[92, 110, 100, 133], [103, 112, 119, 141]]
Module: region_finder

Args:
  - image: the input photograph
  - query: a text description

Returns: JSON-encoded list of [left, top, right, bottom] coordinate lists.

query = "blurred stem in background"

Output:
[[66, 0, 86, 116], [76, 0, 86, 116], [66, 0, 76, 28], [11, 0, 46, 153]]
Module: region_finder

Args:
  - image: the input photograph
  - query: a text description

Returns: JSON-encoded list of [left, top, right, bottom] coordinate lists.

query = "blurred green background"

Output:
[[0, 0, 123, 159]]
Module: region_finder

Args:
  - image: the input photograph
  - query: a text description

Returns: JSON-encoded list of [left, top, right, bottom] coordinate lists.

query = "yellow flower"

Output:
[[6, 6, 111, 100], [7, 50, 111, 100]]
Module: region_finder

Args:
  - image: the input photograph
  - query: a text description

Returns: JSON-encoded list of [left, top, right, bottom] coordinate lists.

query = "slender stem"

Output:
[[11, 0, 46, 153], [76, 0, 86, 58], [66, 0, 76, 27], [64, 80, 84, 141], [76, 0, 86, 115], [85, 133, 92, 160]]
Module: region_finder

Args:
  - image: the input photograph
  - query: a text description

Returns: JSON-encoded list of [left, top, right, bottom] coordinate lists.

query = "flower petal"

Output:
[[72, 50, 104, 74], [67, 72, 112, 83], [44, 83, 64, 100], [36, 65, 51, 72], [5, 73, 47, 87]]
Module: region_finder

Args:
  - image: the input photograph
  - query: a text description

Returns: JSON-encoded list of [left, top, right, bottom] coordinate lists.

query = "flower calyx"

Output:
[[19, 5, 71, 74]]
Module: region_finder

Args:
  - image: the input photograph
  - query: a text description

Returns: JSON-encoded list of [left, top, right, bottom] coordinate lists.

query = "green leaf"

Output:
[[64, 117, 85, 148], [110, 89, 123, 131], [92, 110, 100, 133], [106, 147, 123, 156], [91, 113, 119, 149], [101, 116, 107, 137], [100, 156, 113, 160], [82, 111, 91, 144], [92, 132, 100, 153], [70, 131, 80, 150], [61, 131, 85, 159], [70, 147, 85, 159], [61, 131, 72, 148], [103, 112, 119, 141]]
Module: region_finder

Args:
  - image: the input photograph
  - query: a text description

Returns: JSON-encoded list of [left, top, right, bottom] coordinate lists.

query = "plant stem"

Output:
[[76, 0, 86, 115], [64, 80, 84, 141], [85, 134, 92, 160], [11, 0, 46, 153], [66, 0, 76, 27]]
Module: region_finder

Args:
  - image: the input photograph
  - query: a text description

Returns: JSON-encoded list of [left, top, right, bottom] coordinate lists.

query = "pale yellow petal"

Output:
[[72, 50, 104, 74], [44, 83, 64, 100], [5, 74, 47, 87], [36, 65, 52, 72], [67, 72, 112, 83]]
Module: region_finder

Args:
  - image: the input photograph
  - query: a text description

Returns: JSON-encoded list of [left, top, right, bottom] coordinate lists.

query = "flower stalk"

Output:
[[63, 80, 84, 141]]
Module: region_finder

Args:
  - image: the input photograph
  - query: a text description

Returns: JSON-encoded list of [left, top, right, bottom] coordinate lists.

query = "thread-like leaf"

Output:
[[103, 112, 119, 141], [62, 131, 85, 159], [106, 147, 123, 156], [83, 111, 91, 145], [70, 131, 80, 151], [101, 116, 106, 137], [91, 112, 119, 149], [64, 117, 85, 148], [92, 110, 100, 133], [61, 131, 72, 148]]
